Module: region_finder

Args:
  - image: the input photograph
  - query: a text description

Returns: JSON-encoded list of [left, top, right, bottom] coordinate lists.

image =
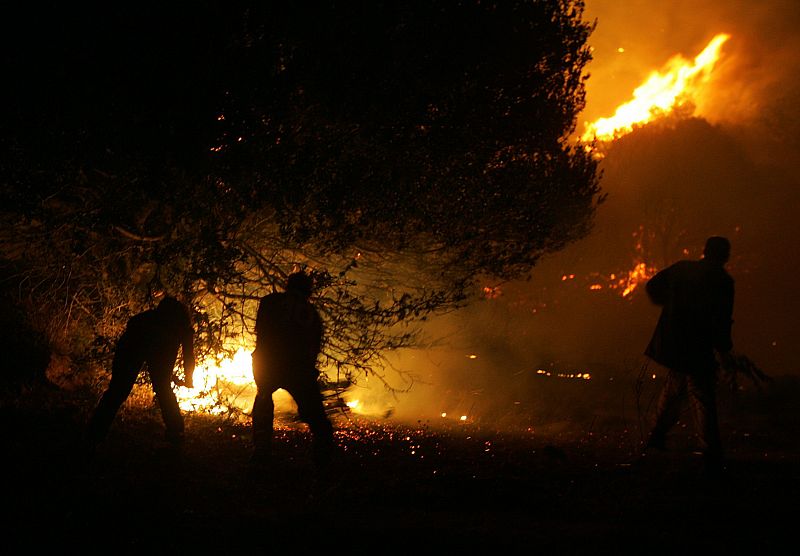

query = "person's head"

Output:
[[703, 236, 731, 265], [286, 272, 314, 297]]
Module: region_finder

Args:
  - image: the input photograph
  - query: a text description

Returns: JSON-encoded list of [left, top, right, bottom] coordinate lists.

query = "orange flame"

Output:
[[175, 347, 257, 416], [619, 262, 655, 297], [173, 346, 370, 418], [582, 33, 730, 143]]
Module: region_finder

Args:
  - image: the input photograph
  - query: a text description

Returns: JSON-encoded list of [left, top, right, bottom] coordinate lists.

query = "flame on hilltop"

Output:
[[582, 33, 730, 143]]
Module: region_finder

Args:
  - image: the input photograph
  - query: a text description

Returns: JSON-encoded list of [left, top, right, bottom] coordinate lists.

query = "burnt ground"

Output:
[[2, 377, 798, 553]]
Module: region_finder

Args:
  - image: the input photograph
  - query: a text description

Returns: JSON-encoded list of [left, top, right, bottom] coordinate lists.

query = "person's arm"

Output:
[[181, 322, 196, 388], [713, 277, 735, 355], [645, 265, 672, 306]]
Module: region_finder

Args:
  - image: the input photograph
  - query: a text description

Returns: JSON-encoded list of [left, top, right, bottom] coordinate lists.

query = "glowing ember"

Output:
[[536, 369, 591, 380], [483, 285, 502, 299], [582, 33, 730, 143]]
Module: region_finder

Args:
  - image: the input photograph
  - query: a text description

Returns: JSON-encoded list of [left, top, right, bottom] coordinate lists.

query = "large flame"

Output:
[[173, 346, 366, 419], [175, 347, 258, 416], [582, 33, 730, 143]]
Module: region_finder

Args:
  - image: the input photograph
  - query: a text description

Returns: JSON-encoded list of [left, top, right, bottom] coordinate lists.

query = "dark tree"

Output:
[[1, 1, 599, 397]]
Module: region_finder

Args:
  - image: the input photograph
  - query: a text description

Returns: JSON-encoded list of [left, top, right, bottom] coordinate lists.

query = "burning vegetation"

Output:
[[2, 1, 796, 433], [3, 2, 799, 550], [582, 33, 730, 145]]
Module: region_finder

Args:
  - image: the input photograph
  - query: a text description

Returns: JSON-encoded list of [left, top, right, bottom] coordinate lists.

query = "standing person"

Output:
[[643, 236, 735, 474], [250, 271, 335, 468], [87, 296, 195, 446]]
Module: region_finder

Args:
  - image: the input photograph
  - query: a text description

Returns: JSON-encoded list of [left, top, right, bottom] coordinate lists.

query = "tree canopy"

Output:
[[1, 1, 600, 394]]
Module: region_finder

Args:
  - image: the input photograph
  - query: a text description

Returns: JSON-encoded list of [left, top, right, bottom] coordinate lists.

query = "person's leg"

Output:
[[688, 371, 723, 470], [251, 388, 275, 463], [648, 369, 688, 449], [288, 378, 335, 466], [250, 351, 276, 462], [149, 362, 185, 444], [86, 355, 141, 443]]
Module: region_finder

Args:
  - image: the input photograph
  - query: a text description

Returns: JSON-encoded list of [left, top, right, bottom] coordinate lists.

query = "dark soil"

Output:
[[2, 377, 798, 553]]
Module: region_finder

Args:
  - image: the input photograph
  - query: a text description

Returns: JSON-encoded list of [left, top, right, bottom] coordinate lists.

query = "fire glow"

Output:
[[588, 261, 657, 298], [173, 347, 366, 419], [582, 33, 730, 143], [175, 347, 256, 416]]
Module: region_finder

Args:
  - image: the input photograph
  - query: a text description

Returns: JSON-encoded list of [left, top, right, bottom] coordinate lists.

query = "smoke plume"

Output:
[[377, 0, 800, 427]]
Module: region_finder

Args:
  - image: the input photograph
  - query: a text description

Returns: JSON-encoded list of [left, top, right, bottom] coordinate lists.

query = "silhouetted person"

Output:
[[643, 236, 735, 473], [251, 272, 335, 467], [87, 296, 195, 446]]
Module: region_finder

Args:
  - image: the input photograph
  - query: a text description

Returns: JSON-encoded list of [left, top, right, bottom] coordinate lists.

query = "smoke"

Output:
[[353, 0, 800, 428], [577, 0, 800, 379]]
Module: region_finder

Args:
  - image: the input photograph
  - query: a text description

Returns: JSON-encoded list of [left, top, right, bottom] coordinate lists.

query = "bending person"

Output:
[[87, 296, 195, 446]]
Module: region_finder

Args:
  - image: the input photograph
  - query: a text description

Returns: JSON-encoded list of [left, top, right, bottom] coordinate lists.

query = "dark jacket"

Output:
[[253, 291, 323, 381], [645, 259, 734, 373]]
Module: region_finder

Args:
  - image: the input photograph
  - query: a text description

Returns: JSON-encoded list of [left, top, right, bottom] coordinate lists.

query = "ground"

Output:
[[2, 377, 798, 553]]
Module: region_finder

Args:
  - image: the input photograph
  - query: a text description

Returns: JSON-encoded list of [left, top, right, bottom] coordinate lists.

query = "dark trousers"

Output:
[[87, 351, 184, 443], [252, 371, 334, 464], [650, 368, 722, 460]]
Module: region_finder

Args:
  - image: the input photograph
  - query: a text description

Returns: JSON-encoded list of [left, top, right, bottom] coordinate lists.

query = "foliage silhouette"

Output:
[[1, 1, 600, 395]]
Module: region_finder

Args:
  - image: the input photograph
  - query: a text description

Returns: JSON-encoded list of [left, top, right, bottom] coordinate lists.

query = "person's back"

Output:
[[254, 290, 322, 380], [87, 296, 195, 447], [250, 272, 334, 467], [115, 310, 155, 350], [645, 258, 734, 373]]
